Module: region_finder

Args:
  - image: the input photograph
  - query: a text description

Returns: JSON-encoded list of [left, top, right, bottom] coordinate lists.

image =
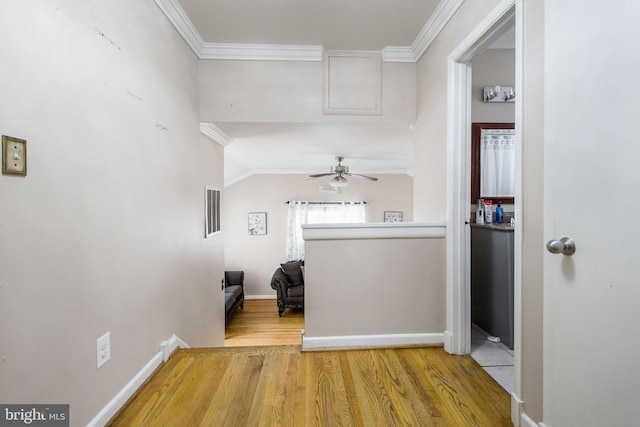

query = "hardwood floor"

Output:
[[225, 299, 304, 347], [108, 300, 512, 426]]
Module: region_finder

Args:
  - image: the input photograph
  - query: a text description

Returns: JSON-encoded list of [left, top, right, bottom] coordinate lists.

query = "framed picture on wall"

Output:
[[248, 212, 267, 235], [384, 211, 403, 222]]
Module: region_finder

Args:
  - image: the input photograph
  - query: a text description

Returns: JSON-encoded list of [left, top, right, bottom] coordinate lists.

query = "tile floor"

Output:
[[470, 324, 514, 394]]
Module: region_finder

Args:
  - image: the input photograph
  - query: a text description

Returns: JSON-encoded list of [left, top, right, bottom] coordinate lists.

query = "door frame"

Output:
[[444, 0, 524, 422]]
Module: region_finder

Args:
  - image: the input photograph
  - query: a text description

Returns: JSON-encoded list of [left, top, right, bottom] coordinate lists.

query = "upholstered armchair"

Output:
[[270, 260, 304, 317], [224, 270, 245, 324]]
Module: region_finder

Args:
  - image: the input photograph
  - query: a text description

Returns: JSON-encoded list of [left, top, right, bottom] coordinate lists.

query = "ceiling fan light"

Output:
[[330, 176, 349, 188]]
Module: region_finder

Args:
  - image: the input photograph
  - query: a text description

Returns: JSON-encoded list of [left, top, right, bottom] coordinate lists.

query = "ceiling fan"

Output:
[[308, 156, 378, 188]]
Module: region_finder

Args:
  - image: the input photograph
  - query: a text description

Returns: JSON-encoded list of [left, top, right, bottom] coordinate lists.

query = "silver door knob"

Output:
[[546, 237, 576, 256]]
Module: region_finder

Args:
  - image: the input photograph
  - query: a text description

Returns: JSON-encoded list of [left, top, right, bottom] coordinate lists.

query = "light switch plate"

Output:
[[2, 135, 27, 176]]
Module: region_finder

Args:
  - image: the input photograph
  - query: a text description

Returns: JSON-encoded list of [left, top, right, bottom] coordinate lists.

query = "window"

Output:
[[205, 187, 221, 237], [286, 201, 366, 260]]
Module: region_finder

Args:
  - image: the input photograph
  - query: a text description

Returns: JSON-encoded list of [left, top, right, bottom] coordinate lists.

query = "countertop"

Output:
[[470, 223, 514, 231]]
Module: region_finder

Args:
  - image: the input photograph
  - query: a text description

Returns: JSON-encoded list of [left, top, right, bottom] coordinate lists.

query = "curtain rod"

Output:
[[284, 201, 368, 205]]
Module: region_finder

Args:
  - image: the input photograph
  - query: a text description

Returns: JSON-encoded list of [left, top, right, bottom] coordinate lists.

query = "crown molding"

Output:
[[154, 0, 323, 61], [411, 0, 465, 61], [200, 122, 232, 146], [382, 46, 417, 63], [154, 0, 205, 55], [155, 0, 463, 63], [201, 43, 323, 61]]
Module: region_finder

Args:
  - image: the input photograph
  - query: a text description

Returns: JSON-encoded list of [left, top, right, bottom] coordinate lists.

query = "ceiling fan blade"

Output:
[[345, 173, 378, 181], [307, 173, 336, 179]]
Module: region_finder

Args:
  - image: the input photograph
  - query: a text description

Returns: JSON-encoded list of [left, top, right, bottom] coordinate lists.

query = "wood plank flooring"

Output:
[[108, 300, 512, 426], [225, 299, 304, 347]]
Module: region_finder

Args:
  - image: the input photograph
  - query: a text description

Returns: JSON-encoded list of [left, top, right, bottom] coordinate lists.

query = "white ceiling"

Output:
[[220, 122, 415, 185], [161, 0, 512, 185], [179, 0, 440, 51]]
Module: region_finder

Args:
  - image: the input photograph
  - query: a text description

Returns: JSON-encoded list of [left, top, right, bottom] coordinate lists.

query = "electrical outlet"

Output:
[[97, 332, 111, 368]]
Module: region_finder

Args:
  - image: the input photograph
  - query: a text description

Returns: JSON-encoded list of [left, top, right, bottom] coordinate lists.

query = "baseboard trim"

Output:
[[511, 393, 524, 426], [302, 333, 444, 351], [87, 334, 188, 427], [443, 330, 454, 353], [160, 334, 190, 362], [521, 412, 540, 427], [245, 295, 276, 300]]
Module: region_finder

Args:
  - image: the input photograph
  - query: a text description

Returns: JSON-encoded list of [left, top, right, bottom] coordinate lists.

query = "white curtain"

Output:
[[480, 129, 516, 197], [286, 201, 366, 261]]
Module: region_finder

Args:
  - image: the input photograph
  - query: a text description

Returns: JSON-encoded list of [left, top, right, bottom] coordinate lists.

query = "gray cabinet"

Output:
[[471, 225, 514, 349]]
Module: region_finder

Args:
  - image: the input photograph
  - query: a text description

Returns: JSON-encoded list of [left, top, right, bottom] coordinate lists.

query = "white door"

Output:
[[543, 2, 640, 426]]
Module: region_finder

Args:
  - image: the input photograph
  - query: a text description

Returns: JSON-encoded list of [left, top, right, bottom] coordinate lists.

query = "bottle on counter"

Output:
[[476, 199, 484, 224], [496, 201, 504, 224], [484, 200, 493, 224]]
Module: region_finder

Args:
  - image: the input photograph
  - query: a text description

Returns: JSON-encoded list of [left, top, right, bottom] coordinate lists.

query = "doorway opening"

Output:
[[225, 299, 304, 347], [444, 0, 523, 419], [468, 33, 516, 394]]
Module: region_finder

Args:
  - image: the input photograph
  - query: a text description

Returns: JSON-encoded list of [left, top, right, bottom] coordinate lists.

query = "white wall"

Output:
[[223, 174, 413, 296], [413, 0, 543, 422], [413, 0, 506, 222], [199, 60, 416, 125], [472, 48, 516, 123], [520, 0, 544, 420], [303, 231, 445, 346], [0, 1, 225, 425]]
